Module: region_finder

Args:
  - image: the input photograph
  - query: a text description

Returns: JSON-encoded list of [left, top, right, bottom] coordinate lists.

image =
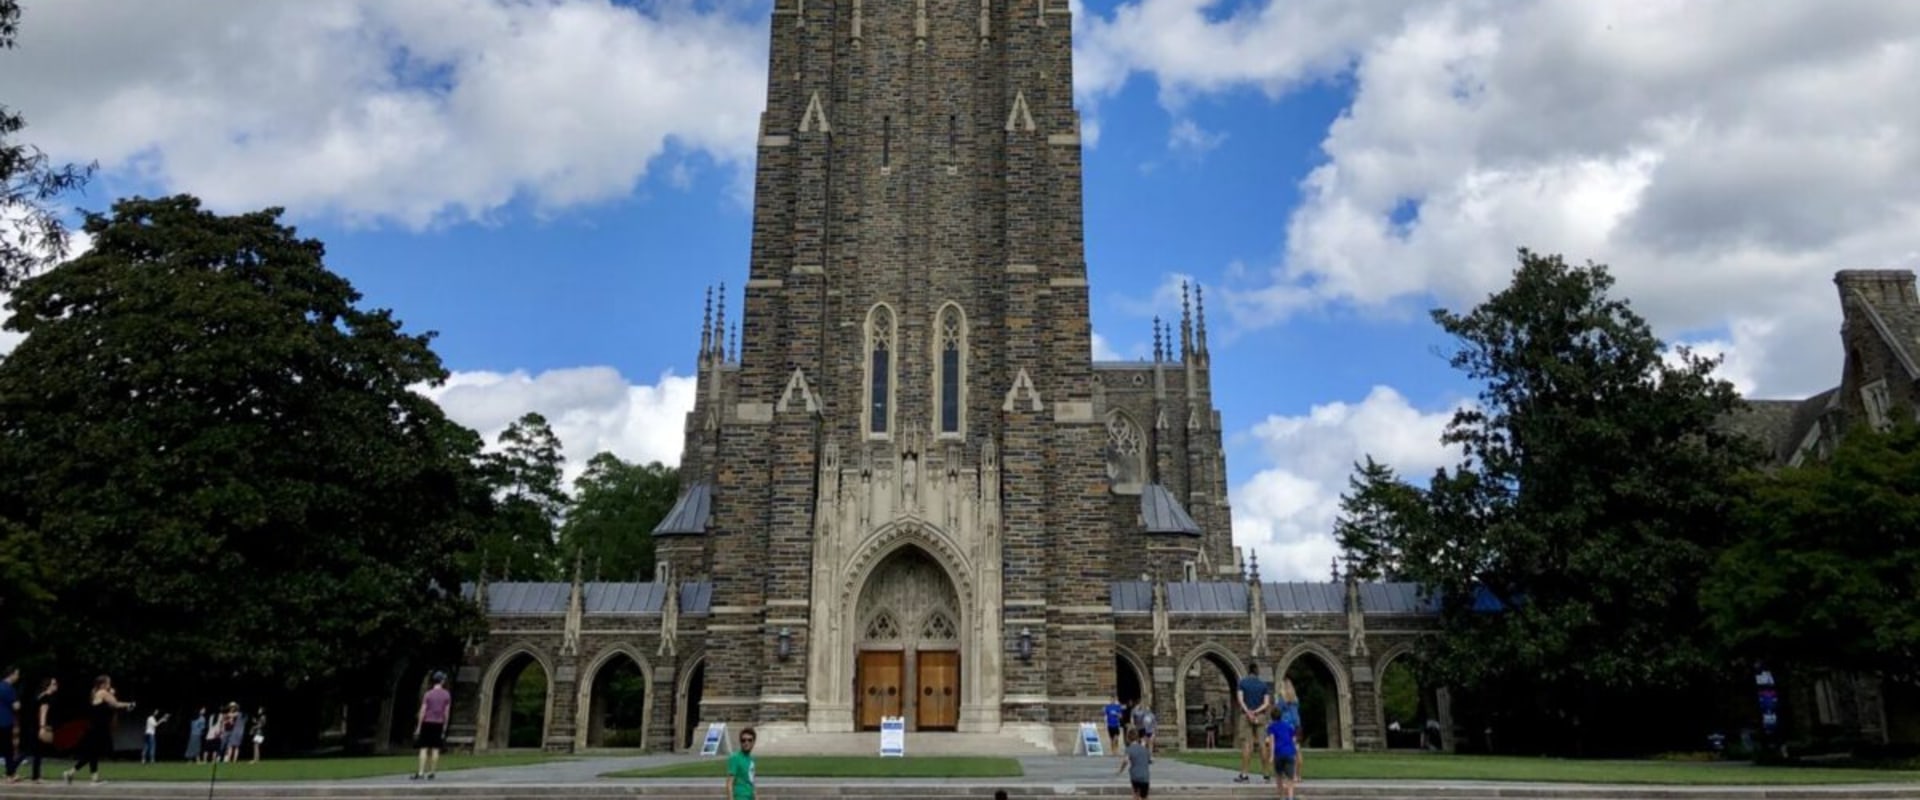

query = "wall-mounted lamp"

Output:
[[777, 627, 793, 660], [1018, 627, 1034, 663]]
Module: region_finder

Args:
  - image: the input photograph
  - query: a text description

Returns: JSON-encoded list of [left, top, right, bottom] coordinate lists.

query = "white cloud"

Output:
[[1229, 386, 1462, 580], [1077, 0, 1920, 399], [0, 216, 95, 358], [417, 366, 697, 489], [1168, 118, 1227, 156], [1091, 332, 1124, 361], [6, 0, 768, 228]]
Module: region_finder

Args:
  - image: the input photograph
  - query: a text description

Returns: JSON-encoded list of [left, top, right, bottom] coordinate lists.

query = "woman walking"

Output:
[[21, 678, 56, 783], [184, 707, 207, 762], [202, 708, 224, 763], [64, 676, 135, 785]]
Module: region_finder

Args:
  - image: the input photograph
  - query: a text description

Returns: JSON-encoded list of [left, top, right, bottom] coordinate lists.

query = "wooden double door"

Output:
[[856, 650, 960, 731]]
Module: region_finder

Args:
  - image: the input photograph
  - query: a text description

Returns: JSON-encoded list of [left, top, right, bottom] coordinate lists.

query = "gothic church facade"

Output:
[[444, 0, 1444, 755]]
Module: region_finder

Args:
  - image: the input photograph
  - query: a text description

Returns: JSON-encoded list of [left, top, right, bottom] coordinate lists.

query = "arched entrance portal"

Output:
[[485, 652, 551, 749], [853, 546, 961, 732], [1379, 654, 1440, 750], [679, 658, 706, 751], [1181, 650, 1240, 750], [1283, 651, 1346, 749], [581, 650, 648, 749]]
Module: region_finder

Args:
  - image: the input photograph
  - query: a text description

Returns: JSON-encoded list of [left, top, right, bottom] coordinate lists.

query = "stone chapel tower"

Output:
[[648, 0, 1239, 748]]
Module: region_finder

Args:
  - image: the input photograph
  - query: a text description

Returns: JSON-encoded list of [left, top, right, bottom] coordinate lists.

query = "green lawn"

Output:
[[77, 754, 561, 782], [1171, 751, 1920, 785], [607, 756, 1023, 779]]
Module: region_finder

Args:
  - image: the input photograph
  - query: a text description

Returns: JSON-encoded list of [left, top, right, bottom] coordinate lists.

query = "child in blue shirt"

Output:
[[1264, 715, 1298, 800]]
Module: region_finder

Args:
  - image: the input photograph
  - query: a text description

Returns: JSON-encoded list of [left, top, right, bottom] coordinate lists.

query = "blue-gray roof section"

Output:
[[1106, 580, 1447, 616], [1168, 581, 1247, 614], [1110, 581, 1153, 614], [1140, 484, 1202, 535], [653, 481, 713, 535], [1263, 582, 1344, 613], [461, 580, 714, 616]]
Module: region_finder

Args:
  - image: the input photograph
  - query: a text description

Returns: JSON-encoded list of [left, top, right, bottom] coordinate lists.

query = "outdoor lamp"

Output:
[[777, 627, 793, 660], [1018, 627, 1033, 662]]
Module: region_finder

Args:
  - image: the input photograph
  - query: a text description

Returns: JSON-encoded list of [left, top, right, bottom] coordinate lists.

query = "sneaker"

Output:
[[61, 769, 73, 785], [426, 773, 435, 780], [410, 773, 422, 781], [1233, 773, 1249, 783]]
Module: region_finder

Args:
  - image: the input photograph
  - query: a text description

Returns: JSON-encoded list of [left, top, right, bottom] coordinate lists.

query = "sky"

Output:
[[3, 0, 1919, 580]]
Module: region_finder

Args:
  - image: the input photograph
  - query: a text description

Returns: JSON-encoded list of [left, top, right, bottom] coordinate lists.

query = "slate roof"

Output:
[[1109, 580, 1458, 615], [1140, 483, 1203, 535], [462, 581, 713, 616], [653, 481, 713, 535]]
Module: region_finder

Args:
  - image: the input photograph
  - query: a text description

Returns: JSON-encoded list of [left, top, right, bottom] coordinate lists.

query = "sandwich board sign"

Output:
[[1077, 722, 1105, 756], [699, 722, 729, 756], [879, 716, 906, 757]]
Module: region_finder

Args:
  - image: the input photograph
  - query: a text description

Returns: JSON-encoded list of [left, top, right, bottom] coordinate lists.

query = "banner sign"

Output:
[[1077, 722, 1105, 756], [700, 722, 728, 756]]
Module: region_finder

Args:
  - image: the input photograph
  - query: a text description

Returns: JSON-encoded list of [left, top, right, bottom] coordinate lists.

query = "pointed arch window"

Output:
[[866, 305, 896, 437], [936, 303, 967, 436], [1105, 412, 1146, 489]]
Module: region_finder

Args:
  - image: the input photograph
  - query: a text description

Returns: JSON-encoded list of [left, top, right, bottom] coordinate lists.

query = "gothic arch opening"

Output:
[[853, 545, 961, 732], [1114, 646, 1149, 707], [679, 657, 707, 751], [933, 302, 968, 437], [485, 651, 551, 750], [1282, 650, 1346, 749], [581, 649, 649, 749], [1377, 653, 1438, 751], [1178, 648, 1241, 750]]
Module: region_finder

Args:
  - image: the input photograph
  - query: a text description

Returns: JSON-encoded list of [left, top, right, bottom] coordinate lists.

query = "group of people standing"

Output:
[[1234, 664, 1303, 800], [181, 703, 266, 764]]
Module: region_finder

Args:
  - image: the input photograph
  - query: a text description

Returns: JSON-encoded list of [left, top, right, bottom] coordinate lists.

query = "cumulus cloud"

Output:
[[1230, 386, 1463, 580], [1091, 332, 1124, 361], [5, 0, 768, 227], [1077, 0, 1920, 400], [417, 366, 697, 488], [1168, 118, 1227, 156]]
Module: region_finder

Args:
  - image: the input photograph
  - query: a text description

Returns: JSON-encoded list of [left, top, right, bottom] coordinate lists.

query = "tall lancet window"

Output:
[[936, 303, 967, 436], [866, 304, 896, 437]]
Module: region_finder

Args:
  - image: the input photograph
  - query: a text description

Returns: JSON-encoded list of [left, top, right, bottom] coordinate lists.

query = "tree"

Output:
[[1704, 423, 1920, 683], [471, 412, 567, 581], [558, 453, 678, 581], [1398, 250, 1760, 751], [1332, 457, 1424, 581], [0, 195, 484, 699], [2, 0, 96, 290]]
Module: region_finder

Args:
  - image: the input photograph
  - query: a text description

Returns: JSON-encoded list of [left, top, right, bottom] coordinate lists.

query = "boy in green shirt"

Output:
[[726, 727, 757, 799]]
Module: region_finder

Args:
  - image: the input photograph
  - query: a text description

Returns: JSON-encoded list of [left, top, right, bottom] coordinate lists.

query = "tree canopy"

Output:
[[1, 0, 95, 290], [1352, 250, 1761, 751], [0, 195, 483, 695], [467, 412, 568, 581], [1704, 422, 1920, 683], [559, 453, 677, 581]]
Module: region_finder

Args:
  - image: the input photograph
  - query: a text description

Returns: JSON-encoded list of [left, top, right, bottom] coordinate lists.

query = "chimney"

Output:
[[1835, 270, 1918, 309]]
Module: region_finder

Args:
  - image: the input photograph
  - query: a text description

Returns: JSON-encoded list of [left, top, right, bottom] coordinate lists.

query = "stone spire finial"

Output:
[[1330, 555, 1341, 582], [728, 322, 739, 364], [700, 286, 714, 357], [1152, 316, 1164, 362], [1249, 549, 1261, 584], [1180, 281, 1193, 356], [711, 283, 727, 358], [1195, 283, 1209, 355]]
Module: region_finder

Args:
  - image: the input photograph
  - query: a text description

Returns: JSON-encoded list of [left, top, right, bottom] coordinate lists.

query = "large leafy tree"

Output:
[[1332, 457, 1424, 581], [472, 412, 567, 580], [559, 453, 677, 581], [1704, 423, 1920, 683], [1, 0, 95, 290], [0, 195, 483, 698], [1399, 250, 1759, 751]]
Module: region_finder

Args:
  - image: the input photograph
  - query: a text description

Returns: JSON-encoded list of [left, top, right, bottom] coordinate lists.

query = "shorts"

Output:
[[416, 722, 446, 750], [1272, 756, 1296, 780], [1107, 726, 1121, 739], [1237, 714, 1262, 744], [1131, 780, 1150, 797]]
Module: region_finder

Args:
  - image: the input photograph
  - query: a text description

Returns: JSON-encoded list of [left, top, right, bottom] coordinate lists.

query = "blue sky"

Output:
[[5, 0, 1918, 578]]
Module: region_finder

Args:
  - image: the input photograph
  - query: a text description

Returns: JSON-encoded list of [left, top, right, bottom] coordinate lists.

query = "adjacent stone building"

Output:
[[441, 0, 1449, 755]]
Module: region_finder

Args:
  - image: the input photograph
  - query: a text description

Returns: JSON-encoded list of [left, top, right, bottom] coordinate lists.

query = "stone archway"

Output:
[[677, 654, 707, 752], [1175, 645, 1244, 751], [1114, 644, 1151, 707], [476, 646, 554, 751], [852, 545, 962, 732], [575, 645, 653, 750], [1376, 647, 1440, 751], [1279, 644, 1352, 751]]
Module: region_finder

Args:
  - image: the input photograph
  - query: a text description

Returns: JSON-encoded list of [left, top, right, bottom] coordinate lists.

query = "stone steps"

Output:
[[753, 730, 1056, 756]]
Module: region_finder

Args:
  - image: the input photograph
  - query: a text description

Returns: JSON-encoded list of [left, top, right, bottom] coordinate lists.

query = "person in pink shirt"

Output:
[[412, 672, 452, 781]]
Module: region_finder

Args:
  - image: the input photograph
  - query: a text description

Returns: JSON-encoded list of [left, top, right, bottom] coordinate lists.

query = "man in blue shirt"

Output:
[[1, 665, 19, 783], [1103, 695, 1126, 755], [1233, 663, 1272, 783], [1266, 714, 1298, 800]]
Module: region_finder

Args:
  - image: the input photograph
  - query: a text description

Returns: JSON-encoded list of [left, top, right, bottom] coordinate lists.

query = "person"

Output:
[[726, 726, 756, 800], [142, 709, 170, 763], [413, 672, 452, 780], [1265, 708, 1299, 800], [1234, 663, 1273, 783], [1, 666, 19, 783], [185, 707, 207, 762], [223, 704, 247, 763], [23, 678, 56, 783], [203, 708, 225, 763], [1278, 678, 1302, 781], [1103, 695, 1126, 755], [250, 707, 268, 763], [1133, 704, 1156, 760], [1203, 703, 1219, 749], [65, 675, 135, 785], [1115, 728, 1152, 799]]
